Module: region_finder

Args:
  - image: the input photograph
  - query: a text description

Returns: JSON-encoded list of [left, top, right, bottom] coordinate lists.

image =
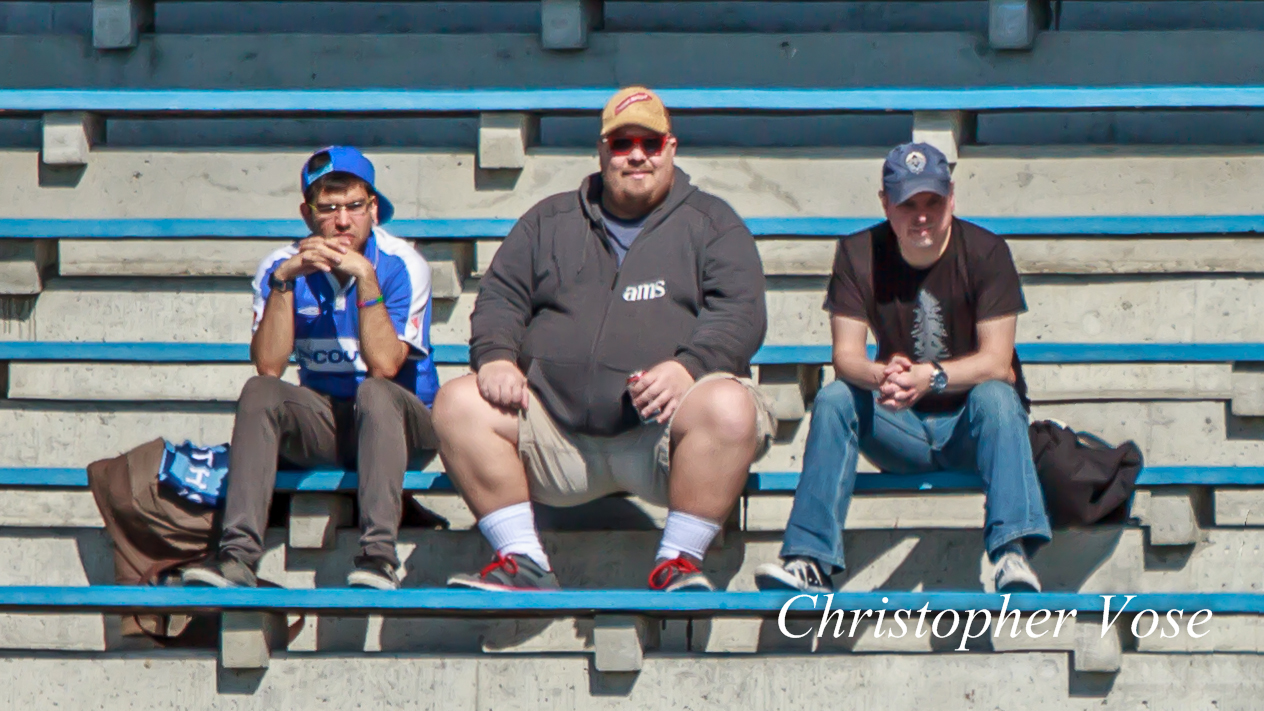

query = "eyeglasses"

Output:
[[308, 198, 371, 218], [604, 135, 667, 157]]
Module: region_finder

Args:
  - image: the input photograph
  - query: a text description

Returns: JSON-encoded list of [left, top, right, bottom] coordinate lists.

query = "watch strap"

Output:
[[269, 272, 296, 293]]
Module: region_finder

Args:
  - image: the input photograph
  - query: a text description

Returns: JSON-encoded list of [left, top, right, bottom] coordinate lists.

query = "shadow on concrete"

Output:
[[474, 167, 522, 191], [588, 662, 640, 697], [216, 666, 267, 695], [1068, 670, 1118, 697], [37, 158, 86, 188]]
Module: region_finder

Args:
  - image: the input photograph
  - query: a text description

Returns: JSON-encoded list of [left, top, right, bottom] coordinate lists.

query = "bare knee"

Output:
[[672, 378, 759, 446], [432, 374, 517, 445]]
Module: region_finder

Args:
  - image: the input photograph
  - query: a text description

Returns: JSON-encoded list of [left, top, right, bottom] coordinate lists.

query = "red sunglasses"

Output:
[[604, 134, 668, 157]]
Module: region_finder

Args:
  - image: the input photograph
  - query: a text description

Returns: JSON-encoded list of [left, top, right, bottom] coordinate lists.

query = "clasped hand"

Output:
[[877, 354, 934, 411], [275, 235, 372, 282]]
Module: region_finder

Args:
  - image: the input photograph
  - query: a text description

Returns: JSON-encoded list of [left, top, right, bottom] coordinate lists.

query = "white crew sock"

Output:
[[477, 502, 551, 571], [656, 511, 721, 562]]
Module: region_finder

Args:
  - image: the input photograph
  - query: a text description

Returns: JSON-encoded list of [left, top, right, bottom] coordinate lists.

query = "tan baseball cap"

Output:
[[600, 86, 671, 136]]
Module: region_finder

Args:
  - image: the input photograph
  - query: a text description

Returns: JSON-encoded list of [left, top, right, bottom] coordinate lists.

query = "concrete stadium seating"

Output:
[[4, 3, 1264, 707]]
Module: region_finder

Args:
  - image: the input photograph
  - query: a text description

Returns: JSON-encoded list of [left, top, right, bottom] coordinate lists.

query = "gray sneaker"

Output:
[[347, 555, 401, 591], [447, 554, 561, 591], [181, 551, 258, 588], [754, 556, 832, 593], [994, 551, 1042, 593]]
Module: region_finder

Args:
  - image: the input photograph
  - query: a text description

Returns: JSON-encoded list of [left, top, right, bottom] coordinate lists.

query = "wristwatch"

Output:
[[929, 362, 949, 393], [268, 272, 296, 293]]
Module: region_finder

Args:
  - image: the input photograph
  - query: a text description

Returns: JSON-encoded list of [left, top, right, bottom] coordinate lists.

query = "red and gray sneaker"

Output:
[[648, 556, 715, 592], [447, 553, 561, 591]]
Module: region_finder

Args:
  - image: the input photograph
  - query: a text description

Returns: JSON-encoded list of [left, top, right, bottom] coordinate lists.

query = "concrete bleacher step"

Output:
[[2, 275, 1259, 345], [2, 651, 1262, 710], [0, 400, 1257, 468], [6, 147, 1264, 222], [0, 525, 1262, 657], [1, 361, 1233, 403], [53, 236, 1264, 280]]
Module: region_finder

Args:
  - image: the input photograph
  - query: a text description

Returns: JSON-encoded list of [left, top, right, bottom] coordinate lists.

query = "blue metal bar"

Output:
[[4, 215, 1264, 239], [7, 87, 1264, 112], [4, 342, 1264, 365], [0, 586, 1253, 615], [5, 467, 1258, 492]]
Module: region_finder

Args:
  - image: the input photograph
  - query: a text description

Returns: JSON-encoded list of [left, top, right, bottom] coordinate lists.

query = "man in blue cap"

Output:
[[754, 142, 1051, 595], [183, 146, 440, 591]]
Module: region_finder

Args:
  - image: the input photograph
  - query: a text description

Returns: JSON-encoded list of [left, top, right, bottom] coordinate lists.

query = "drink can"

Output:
[[627, 371, 661, 424]]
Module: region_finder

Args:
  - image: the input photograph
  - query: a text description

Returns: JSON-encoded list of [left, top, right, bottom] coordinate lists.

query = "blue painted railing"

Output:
[[7, 87, 1264, 113], [0, 586, 1253, 615], [2, 215, 1263, 239], [3, 342, 1264, 365], [3, 467, 1260, 491]]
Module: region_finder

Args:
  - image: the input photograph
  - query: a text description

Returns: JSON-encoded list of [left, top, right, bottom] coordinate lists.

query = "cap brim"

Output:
[[885, 178, 951, 207], [600, 116, 670, 137]]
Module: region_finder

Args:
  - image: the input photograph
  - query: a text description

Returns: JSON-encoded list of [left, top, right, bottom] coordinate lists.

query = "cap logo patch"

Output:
[[615, 92, 653, 115], [905, 151, 927, 174]]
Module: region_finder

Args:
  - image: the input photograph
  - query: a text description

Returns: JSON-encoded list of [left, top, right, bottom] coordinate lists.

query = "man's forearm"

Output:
[[355, 273, 409, 379], [938, 350, 1015, 393], [832, 352, 887, 391], [251, 291, 296, 377]]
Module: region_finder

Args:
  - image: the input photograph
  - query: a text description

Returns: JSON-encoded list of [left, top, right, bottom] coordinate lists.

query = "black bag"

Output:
[[1028, 420, 1143, 526]]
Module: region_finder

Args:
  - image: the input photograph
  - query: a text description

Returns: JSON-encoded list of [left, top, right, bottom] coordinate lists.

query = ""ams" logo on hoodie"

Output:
[[623, 279, 667, 302]]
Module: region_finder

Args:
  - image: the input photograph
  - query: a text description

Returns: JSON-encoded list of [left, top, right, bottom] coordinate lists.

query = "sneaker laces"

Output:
[[648, 556, 700, 590], [480, 553, 520, 579], [785, 558, 826, 587]]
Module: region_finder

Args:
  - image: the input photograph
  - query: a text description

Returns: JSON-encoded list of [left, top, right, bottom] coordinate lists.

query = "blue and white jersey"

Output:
[[252, 227, 440, 405]]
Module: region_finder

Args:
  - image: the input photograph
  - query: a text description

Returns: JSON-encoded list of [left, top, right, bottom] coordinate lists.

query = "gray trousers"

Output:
[[219, 375, 437, 569]]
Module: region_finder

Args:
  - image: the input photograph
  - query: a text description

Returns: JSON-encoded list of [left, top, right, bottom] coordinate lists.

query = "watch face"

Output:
[[932, 370, 948, 391]]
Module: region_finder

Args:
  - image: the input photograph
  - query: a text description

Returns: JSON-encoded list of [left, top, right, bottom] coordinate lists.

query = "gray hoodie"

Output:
[[470, 168, 768, 436]]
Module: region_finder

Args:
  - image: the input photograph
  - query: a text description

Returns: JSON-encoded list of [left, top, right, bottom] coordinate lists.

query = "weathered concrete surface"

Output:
[[1215, 488, 1264, 526], [0, 402, 237, 466], [0, 240, 54, 295], [7, 146, 1264, 220], [9, 30, 1264, 90], [0, 490, 104, 527], [5, 363, 468, 401], [1021, 363, 1232, 402], [6, 275, 1261, 347], [0, 652, 1261, 710], [59, 239, 473, 299], [71, 237, 1264, 281], [4, 361, 1229, 404], [58, 239, 290, 278], [0, 398, 1255, 468]]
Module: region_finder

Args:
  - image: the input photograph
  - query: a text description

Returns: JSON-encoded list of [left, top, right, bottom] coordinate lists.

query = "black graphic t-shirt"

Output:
[[824, 218, 1028, 413]]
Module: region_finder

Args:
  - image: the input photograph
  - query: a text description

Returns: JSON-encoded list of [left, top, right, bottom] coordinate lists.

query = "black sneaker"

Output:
[[754, 556, 832, 593], [181, 551, 257, 588], [447, 554, 561, 591], [347, 555, 401, 591], [648, 556, 715, 592]]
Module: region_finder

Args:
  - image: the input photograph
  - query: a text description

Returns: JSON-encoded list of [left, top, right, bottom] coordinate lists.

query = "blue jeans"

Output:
[[780, 379, 1052, 573]]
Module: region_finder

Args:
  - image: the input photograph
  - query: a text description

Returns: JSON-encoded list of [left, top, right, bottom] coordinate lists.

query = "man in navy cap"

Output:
[[754, 142, 1051, 594], [183, 146, 440, 591]]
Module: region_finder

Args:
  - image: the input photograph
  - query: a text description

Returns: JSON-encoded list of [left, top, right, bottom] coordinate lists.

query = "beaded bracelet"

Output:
[[357, 295, 385, 309]]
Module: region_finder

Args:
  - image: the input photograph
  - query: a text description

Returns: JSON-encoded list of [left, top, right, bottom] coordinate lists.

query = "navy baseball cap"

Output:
[[301, 146, 394, 224], [882, 142, 952, 206]]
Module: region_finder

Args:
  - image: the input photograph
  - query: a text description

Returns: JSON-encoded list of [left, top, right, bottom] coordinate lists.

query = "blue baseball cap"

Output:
[[882, 142, 953, 206], [301, 146, 394, 224]]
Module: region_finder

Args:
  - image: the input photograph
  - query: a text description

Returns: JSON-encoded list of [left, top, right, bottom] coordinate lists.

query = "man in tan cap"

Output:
[[434, 86, 777, 592]]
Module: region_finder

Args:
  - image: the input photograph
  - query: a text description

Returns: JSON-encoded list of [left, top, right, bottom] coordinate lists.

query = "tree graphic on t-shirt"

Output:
[[912, 289, 950, 362]]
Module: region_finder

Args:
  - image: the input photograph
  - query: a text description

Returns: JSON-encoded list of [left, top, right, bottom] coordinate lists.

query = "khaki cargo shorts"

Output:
[[518, 372, 778, 508]]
